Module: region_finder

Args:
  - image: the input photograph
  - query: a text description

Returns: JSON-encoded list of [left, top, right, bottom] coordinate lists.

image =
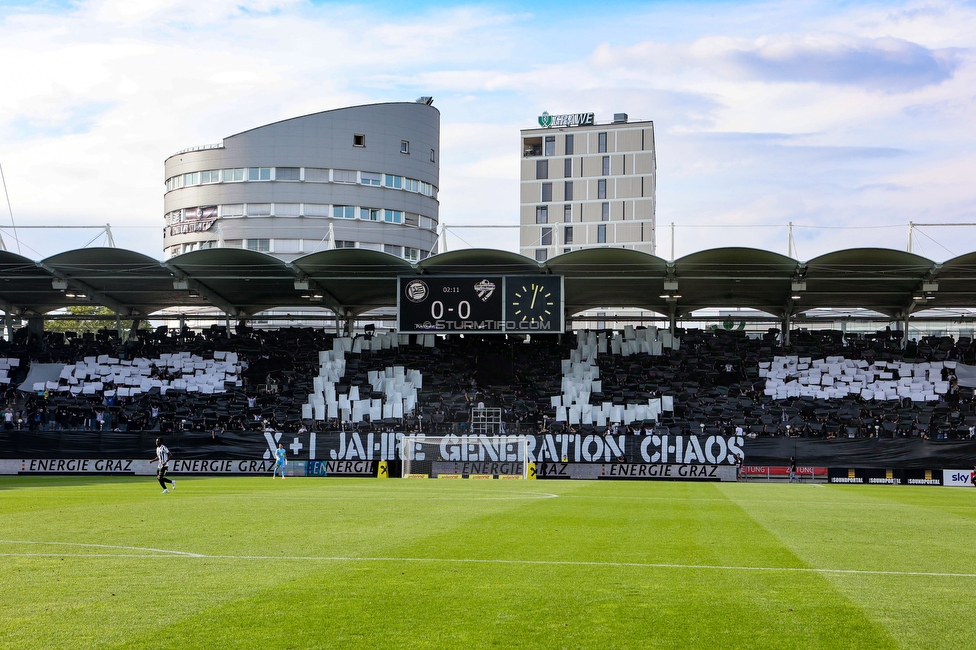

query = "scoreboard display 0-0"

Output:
[[399, 276, 504, 333], [397, 276, 563, 334]]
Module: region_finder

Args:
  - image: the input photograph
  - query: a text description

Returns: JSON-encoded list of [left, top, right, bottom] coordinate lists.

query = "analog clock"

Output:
[[506, 276, 562, 332]]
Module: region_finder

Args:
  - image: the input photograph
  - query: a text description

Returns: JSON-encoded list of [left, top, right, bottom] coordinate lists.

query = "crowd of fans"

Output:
[[0, 324, 974, 440], [581, 327, 975, 440], [0, 325, 319, 436]]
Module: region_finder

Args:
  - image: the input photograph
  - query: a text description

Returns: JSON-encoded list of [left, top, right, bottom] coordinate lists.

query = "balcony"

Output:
[[523, 137, 543, 157]]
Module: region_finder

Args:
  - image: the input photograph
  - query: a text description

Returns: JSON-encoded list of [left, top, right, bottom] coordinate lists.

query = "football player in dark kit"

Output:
[[150, 438, 176, 493]]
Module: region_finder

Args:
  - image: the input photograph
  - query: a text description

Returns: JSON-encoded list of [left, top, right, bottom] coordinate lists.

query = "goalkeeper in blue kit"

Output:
[[272, 443, 287, 479]]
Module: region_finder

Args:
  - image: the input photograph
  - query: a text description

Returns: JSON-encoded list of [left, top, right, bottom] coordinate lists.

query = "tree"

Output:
[[44, 306, 149, 336]]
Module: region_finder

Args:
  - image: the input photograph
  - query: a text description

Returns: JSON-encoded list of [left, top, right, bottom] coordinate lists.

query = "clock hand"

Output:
[[530, 286, 539, 309]]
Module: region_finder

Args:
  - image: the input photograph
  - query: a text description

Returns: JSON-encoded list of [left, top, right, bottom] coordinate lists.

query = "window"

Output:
[[535, 206, 548, 224], [360, 208, 380, 221], [333, 205, 355, 219], [401, 140, 409, 154], [353, 134, 365, 147], [384, 244, 403, 256], [541, 182, 552, 202], [183, 172, 199, 186], [565, 134, 574, 156], [544, 136, 555, 156], [602, 156, 610, 176], [384, 209, 404, 223], [304, 168, 329, 183], [597, 179, 607, 199], [564, 158, 572, 178], [334, 240, 356, 248], [430, 149, 436, 163], [404, 247, 420, 262], [247, 239, 270, 252], [535, 249, 547, 262], [276, 167, 300, 181], [598, 131, 607, 153], [222, 168, 245, 182], [420, 216, 436, 230], [248, 167, 271, 181], [361, 172, 382, 186], [536, 159, 548, 180], [333, 169, 356, 183], [563, 204, 572, 222], [564, 226, 573, 244], [602, 202, 610, 221], [541, 227, 553, 246], [246, 203, 271, 216], [385, 175, 403, 189], [274, 203, 300, 217], [564, 181, 573, 201], [563, 247, 571, 254], [200, 170, 220, 184], [304, 203, 330, 217], [597, 225, 607, 243], [275, 239, 301, 254], [404, 178, 419, 192], [220, 204, 244, 218]]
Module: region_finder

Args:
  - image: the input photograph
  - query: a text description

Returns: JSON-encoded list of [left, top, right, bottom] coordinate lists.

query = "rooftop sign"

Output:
[[538, 111, 595, 128]]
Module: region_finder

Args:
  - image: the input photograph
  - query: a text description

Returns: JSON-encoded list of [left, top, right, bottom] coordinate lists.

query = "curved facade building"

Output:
[[163, 101, 439, 262]]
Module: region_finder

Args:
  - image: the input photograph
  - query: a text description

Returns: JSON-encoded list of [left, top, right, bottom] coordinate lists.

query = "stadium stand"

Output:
[[0, 325, 973, 440]]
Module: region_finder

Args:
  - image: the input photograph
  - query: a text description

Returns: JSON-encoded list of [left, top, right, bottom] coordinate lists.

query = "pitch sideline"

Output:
[[2, 540, 975, 579]]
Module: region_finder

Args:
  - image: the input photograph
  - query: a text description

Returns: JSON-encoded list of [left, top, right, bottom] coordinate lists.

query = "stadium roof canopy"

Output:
[[0, 246, 974, 320]]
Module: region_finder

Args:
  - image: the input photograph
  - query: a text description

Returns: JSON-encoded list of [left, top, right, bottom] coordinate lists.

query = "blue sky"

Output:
[[0, 0, 974, 261]]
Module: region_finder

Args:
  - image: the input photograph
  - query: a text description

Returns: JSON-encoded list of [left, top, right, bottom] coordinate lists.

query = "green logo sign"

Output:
[[537, 111, 594, 128]]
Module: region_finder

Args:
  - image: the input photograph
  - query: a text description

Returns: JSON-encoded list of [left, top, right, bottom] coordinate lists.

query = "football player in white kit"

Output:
[[150, 438, 176, 493]]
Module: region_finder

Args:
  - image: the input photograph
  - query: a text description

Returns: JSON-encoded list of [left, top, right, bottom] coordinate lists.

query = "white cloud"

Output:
[[0, 0, 975, 263], [84, 0, 303, 26]]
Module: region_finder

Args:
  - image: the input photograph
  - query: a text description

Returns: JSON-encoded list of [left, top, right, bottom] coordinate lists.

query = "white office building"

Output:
[[520, 112, 656, 261]]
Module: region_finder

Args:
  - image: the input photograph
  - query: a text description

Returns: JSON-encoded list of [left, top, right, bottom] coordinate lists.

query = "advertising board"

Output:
[[942, 469, 975, 487], [0, 458, 290, 475]]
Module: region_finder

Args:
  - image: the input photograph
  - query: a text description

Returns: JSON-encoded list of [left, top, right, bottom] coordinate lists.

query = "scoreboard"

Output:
[[398, 275, 564, 334], [399, 276, 504, 333]]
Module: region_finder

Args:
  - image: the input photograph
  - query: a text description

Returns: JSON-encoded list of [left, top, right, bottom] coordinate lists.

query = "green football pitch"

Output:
[[2, 476, 975, 649]]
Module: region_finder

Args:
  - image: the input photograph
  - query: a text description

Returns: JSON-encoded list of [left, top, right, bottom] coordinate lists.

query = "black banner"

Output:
[[0, 430, 310, 462], [2, 431, 975, 470], [740, 437, 976, 469]]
